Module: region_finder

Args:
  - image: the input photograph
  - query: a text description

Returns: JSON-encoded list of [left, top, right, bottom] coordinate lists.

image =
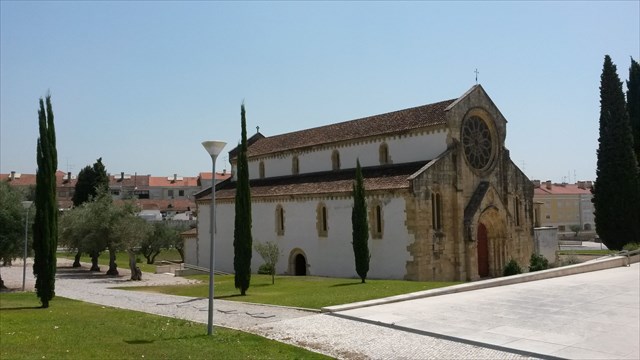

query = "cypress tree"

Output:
[[72, 165, 96, 207], [352, 159, 370, 283], [233, 103, 252, 295], [627, 57, 640, 166], [33, 94, 58, 308], [593, 55, 640, 250], [73, 157, 109, 207]]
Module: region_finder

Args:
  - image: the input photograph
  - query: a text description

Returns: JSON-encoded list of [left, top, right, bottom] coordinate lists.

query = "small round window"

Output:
[[462, 116, 493, 171]]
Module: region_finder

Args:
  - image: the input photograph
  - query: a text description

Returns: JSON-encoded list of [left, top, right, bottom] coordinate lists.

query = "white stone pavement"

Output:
[[334, 263, 640, 360], [1, 259, 536, 360]]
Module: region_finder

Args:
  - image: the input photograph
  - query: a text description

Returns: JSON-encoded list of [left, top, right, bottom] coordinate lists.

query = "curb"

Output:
[[321, 254, 639, 313]]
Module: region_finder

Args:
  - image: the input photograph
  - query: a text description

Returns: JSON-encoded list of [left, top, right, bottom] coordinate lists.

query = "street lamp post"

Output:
[[201, 140, 226, 336], [21, 201, 33, 291]]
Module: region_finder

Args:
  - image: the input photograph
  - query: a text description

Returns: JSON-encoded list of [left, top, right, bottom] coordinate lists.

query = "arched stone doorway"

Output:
[[476, 207, 508, 278], [477, 223, 490, 277], [295, 254, 306, 276], [288, 248, 308, 276]]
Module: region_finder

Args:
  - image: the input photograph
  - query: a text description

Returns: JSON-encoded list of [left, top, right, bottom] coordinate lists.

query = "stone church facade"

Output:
[[188, 85, 534, 281]]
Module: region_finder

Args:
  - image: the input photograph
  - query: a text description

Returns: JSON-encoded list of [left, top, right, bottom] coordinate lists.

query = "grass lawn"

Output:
[[557, 249, 615, 256], [57, 249, 182, 274], [0, 292, 329, 360], [125, 274, 461, 309]]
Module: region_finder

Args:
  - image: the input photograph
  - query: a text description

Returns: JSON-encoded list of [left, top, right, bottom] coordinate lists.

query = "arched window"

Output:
[[259, 161, 265, 179], [331, 150, 341, 171], [431, 192, 442, 230], [379, 143, 390, 165], [292, 156, 299, 175], [322, 206, 328, 232], [369, 201, 384, 239], [275, 204, 285, 236], [317, 203, 328, 237]]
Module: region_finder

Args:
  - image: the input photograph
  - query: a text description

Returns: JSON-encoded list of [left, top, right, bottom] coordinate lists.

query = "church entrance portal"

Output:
[[477, 223, 490, 277], [295, 254, 307, 276], [288, 248, 308, 276]]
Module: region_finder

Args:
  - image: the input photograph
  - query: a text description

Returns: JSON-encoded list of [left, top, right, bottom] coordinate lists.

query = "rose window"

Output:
[[462, 116, 493, 170]]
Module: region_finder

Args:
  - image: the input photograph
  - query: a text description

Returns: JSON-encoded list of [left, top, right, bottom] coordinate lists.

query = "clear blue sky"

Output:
[[1, 1, 638, 182]]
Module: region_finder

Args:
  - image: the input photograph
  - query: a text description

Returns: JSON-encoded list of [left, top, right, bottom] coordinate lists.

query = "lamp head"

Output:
[[202, 140, 227, 158]]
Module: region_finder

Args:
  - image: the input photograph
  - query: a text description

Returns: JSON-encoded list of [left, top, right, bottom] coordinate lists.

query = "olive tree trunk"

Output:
[[106, 247, 118, 275], [73, 250, 82, 268], [89, 251, 100, 271], [128, 251, 142, 281]]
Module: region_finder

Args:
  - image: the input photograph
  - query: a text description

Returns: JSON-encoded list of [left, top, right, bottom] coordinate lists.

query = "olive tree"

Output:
[[254, 241, 281, 285], [0, 182, 29, 288], [139, 222, 183, 264]]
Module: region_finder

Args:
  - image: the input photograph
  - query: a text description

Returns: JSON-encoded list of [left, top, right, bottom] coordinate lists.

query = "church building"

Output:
[[187, 85, 534, 281]]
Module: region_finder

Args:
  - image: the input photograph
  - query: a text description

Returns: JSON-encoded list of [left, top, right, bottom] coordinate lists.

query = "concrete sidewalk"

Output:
[[333, 263, 640, 359]]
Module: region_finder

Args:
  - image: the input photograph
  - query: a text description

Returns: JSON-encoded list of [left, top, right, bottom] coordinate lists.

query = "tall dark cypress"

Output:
[[233, 103, 252, 295], [593, 55, 640, 250], [352, 159, 370, 283], [627, 57, 640, 166], [72, 165, 96, 207], [92, 158, 109, 192], [33, 94, 58, 308]]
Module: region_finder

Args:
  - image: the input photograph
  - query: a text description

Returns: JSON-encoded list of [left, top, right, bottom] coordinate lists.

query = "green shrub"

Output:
[[503, 259, 522, 276], [560, 254, 582, 266], [622, 243, 639, 251], [529, 253, 549, 272], [257, 263, 274, 275]]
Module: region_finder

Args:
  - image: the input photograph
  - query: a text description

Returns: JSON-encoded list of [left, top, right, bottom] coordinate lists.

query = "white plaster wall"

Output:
[[192, 195, 413, 279], [367, 197, 414, 279], [194, 202, 236, 272], [183, 237, 199, 267], [244, 130, 448, 180], [534, 227, 558, 265]]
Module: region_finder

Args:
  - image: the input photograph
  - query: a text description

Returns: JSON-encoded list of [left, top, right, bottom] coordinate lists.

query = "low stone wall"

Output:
[[174, 268, 204, 276], [322, 254, 639, 313], [557, 253, 603, 264]]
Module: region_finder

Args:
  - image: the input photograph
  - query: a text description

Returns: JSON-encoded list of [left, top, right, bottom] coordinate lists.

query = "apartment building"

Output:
[[533, 180, 595, 234]]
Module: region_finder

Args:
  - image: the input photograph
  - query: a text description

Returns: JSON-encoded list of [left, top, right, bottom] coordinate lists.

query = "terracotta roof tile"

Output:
[[534, 184, 593, 195], [199, 161, 427, 201], [2, 171, 78, 187], [199, 172, 232, 181], [109, 174, 150, 188], [243, 99, 455, 158], [1, 173, 37, 186], [181, 228, 198, 237], [148, 176, 200, 187]]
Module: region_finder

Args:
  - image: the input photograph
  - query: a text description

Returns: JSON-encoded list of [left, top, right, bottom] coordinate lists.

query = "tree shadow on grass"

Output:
[[0, 306, 43, 311], [329, 282, 363, 288], [124, 339, 154, 344], [251, 283, 273, 288]]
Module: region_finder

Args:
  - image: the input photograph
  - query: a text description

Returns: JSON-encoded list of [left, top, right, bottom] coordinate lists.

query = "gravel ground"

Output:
[[1, 259, 538, 360]]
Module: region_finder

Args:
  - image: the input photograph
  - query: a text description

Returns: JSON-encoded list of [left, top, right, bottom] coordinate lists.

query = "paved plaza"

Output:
[[2, 258, 638, 359], [335, 262, 639, 359]]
